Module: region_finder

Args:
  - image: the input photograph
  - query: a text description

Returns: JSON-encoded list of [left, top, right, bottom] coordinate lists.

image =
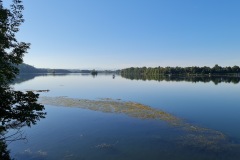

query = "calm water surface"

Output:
[[8, 74, 240, 160]]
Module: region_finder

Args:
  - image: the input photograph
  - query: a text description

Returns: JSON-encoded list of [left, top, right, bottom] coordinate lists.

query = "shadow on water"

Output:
[[121, 74, 240, 85]]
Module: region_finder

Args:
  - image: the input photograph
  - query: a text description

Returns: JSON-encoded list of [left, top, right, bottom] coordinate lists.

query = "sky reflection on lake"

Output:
[[9, 74, 240, 160]]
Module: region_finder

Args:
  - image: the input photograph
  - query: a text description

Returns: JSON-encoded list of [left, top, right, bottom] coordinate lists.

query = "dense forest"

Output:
[[121, 65, 240, 76]]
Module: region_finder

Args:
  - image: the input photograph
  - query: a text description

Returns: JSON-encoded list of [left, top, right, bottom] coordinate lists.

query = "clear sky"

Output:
[[9, 0, 240, 69]]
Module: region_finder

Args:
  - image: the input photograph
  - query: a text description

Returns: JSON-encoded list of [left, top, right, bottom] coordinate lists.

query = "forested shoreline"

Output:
[[121, 65, 240, 76], [18, 63, 72, 74], [18, 63, 120, 74]]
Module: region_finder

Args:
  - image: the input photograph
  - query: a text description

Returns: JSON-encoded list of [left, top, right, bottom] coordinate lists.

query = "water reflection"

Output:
[[121, 74, 240, 84], [40, 96, 240, 154], [13, 73, 114, 85], [9, 74, 240, 160], [13, 73, 240, 85], [0, 86, 46, 159], [13, 73, 73, 84]]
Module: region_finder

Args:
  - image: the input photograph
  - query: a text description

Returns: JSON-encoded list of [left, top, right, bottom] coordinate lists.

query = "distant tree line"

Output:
[[18, 63, 120, 74], [91, 69, 98, 75], [121, 65, 240, 76], [18, 63, 72, 74]]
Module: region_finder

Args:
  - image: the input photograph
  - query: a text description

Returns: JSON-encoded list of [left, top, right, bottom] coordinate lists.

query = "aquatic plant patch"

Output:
[[39, 96, 240, 153]]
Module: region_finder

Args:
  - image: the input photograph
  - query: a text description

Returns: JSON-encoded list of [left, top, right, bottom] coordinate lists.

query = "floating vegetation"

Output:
[[40, 97, 180, 124], [95, 141, 119, 150], [95, 143, 114, 149], [40, 96, 240, 153], [16, 148, 48, 159]]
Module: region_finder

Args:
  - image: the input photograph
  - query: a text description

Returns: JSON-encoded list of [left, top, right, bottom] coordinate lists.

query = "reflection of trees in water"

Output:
[[13, 73, 117, 85], [0, 86, 46, 159], [13, 73, 70, 85], [121, 74, 240, 85], [13, 74, 44, 84]]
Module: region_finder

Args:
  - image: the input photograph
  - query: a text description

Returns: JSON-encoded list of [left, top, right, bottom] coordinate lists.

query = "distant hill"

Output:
[[18, 63, 71, 74], [18, 63, 120, 74], [18, 63, 47, 73]]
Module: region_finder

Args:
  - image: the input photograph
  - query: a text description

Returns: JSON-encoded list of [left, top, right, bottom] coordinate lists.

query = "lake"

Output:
[[8, 73, 240, 160]]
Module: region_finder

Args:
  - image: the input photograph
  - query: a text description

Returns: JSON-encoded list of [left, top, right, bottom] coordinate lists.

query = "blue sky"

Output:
[[8, 0, 240, 69]]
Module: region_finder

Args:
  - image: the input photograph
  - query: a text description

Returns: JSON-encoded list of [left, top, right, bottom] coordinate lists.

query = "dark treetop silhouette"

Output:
[[0, 0, 45, 159], [121, 65, 240, 76]]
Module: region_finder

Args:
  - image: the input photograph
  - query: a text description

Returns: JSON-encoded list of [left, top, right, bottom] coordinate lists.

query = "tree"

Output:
[[232, 65, 240, 73], [0, 1, 45, 159]]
